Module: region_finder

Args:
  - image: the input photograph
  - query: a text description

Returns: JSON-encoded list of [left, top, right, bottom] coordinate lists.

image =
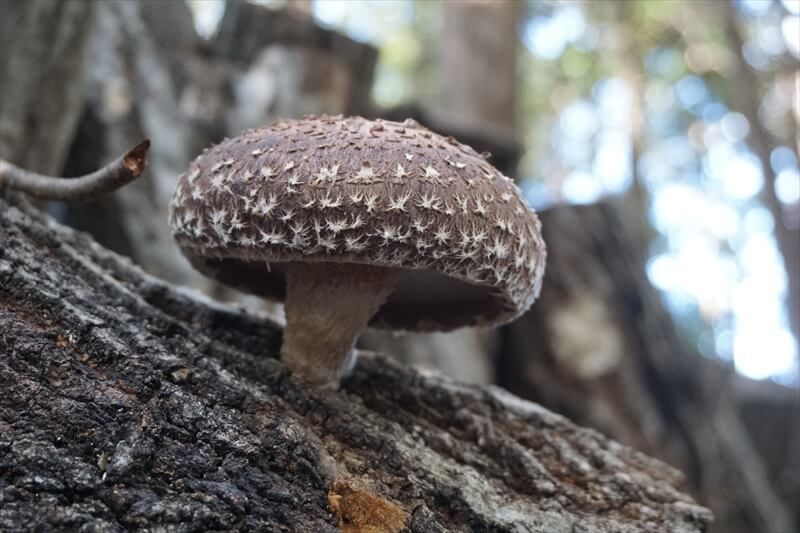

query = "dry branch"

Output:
[[0, 140, 150, 201]]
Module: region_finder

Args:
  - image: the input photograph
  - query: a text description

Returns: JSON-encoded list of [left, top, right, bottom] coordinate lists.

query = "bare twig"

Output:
[[0, 139, 150, 201]]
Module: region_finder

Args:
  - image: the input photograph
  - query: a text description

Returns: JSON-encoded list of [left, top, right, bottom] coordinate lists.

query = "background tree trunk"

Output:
[[53, 0, 379, 291], [362, 0, 522, 384], [436, 0, 519, 144], [58, 0, 201, 286], [720, 1, 800, 345], [496, 203, 798, 533], [0, 0, 94, 174]]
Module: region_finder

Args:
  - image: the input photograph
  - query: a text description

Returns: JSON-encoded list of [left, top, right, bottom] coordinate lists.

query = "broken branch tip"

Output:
[[124, 139, 151, 176]]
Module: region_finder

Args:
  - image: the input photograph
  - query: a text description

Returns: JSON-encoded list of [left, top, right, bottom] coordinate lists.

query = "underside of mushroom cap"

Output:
[[170, 115, 546, 331]]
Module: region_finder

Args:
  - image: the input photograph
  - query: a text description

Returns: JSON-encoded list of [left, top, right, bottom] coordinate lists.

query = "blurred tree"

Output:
[[56, 0, 378, 300], [721, 0, 800, 344], [60, 0, 201, 287], [498, 202, 797, 533], [362, 0, 522, 384], [0, 0, 94, 175], [498, 1, 800, 531], [437, 0, 519, 143]]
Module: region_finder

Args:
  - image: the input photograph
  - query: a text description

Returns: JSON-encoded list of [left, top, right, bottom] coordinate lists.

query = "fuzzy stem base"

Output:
[[281, 262, 399, 388]]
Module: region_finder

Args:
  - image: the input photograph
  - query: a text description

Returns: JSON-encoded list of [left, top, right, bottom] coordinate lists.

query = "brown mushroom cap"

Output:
[[169, 115, 546, 331]]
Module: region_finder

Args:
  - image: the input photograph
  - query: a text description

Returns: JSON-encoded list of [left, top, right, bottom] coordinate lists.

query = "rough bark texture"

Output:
[[0, 195, 711, 532], [497, 202, 798, 533]]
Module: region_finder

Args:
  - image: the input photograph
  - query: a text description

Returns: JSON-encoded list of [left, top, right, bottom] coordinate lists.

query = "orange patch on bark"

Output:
[[327, 479, 406, 533]]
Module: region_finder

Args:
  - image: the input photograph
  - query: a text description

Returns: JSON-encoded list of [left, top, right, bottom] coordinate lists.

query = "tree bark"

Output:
[[0, 194, 711, 532]]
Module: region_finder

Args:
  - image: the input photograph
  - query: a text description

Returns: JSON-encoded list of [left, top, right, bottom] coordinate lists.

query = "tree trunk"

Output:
[[57, 0, 379, 297], [362, 0, 522, 385], [435, 0, 519, 144], [0, 0, 94, 173], [214, 0, 377, 119], [0, 0, 517, 386], [721, 1, 800, 345], [0, 194, 711, 532], [57, 0, 201, 287], [497, 202, 797, 533]]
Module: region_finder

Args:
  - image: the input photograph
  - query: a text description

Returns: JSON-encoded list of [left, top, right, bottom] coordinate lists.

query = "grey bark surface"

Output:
[[0, 195, 711, 532], [497, 202, 797, 533]]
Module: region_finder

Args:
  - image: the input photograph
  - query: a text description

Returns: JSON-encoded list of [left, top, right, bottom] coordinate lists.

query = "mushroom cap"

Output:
[[169, 115, 546, 331]]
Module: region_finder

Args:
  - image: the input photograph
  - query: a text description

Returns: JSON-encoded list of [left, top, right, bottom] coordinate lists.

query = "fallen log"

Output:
[[0, 195, 711, 531]]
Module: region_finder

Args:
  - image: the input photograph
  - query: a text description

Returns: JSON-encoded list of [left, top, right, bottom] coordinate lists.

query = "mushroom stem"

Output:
[[281, 262, 399, 388]]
